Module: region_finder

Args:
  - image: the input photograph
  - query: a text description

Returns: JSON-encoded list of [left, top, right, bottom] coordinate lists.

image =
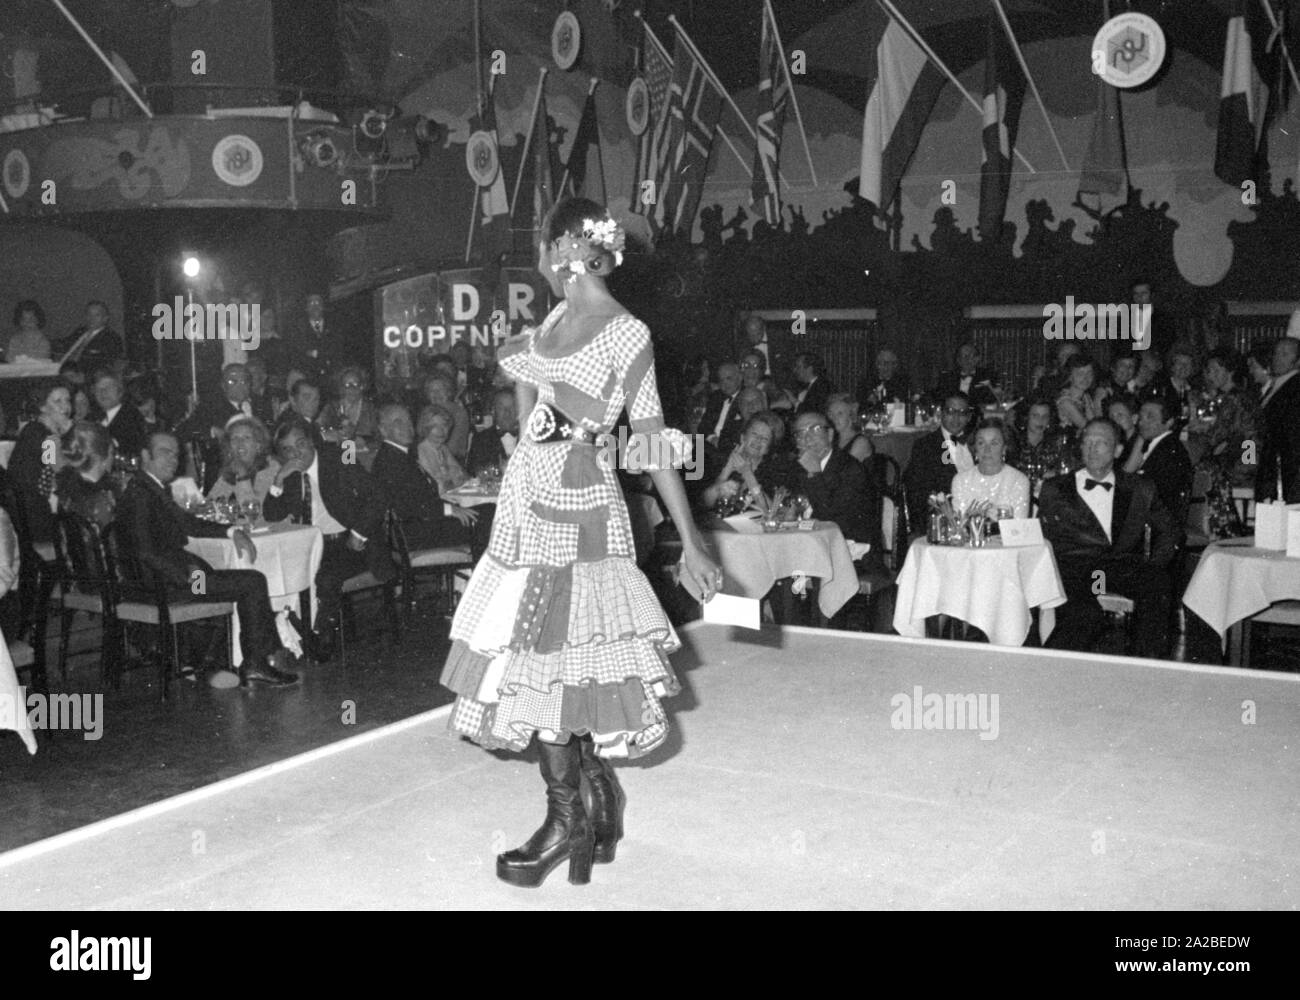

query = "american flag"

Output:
[[750, 1, 789, 226], [661, 26, 724, 236], [630, 23, 674, 228]]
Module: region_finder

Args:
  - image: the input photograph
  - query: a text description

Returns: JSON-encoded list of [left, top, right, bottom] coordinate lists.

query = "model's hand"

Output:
[[797, 447, 823, 475], [681, 544, 723, 603], [275, 457, 309, 484]]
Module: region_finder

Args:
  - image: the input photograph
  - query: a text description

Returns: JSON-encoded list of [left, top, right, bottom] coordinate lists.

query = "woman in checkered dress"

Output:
[[440, 198, 722, 888]]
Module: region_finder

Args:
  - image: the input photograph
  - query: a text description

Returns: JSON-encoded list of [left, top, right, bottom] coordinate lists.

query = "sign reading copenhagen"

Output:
[[1092, 12, 1166, 88]]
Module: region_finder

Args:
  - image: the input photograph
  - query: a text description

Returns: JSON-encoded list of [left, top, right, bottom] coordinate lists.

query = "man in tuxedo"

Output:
[[934, 343, 998, 411], [857, 348, 909, 407], [262, 416, 397, 660], [89, 370, 147, 461], [1038, 417, 1180, 659], [699, 362, 746, 453], [904, 392, 975, 527], [793, 353, 835, 415], [1130, 277, 1176, 358], [1255, 336, 1300, 502], [1134, 397, 1194, 526], [55, 300, 124, 377], [289, 293, 335, 380], [371, 404, 485, 556], [466, 387, 519, 477], [183, 364, 256, 439], [116, 432, 297, 687]]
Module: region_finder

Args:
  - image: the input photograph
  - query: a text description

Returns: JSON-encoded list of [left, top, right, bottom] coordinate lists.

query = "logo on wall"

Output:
[[1092, 13, 1165, 88], [211, 134, 263, 186], [552, 11, 582, 70], [3, 149, 31, 198], [465, 130, 499, 187], [626, 77, 650, 137]]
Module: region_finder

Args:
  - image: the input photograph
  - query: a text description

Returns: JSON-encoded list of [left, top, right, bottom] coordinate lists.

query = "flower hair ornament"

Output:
[[550, 217, 627, 283]]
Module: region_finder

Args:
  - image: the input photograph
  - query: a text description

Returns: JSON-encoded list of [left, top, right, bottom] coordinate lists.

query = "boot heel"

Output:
[[593, 835, 617, 865], [568, 837, 595, 885]]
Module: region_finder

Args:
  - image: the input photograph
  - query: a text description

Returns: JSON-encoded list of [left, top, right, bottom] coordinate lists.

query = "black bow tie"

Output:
[[1084, 478, 1113, 491]]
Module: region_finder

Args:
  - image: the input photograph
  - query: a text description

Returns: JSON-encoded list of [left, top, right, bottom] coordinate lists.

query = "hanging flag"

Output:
[[473, 77, 512, 264], [1215, 0, 1275, 186], [978, 12, 1025, 242], [1077, 2, 1128, 205], [858, 18, 946, 214], [661, 25, 724, 237], [511, 76, 561, 252], [750, 0, 790, 226], [563, 84, 606, 204], [630, 23, 675, 227]]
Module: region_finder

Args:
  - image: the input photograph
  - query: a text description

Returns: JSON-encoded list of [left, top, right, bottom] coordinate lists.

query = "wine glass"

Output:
[[241, 497, 262, 525]]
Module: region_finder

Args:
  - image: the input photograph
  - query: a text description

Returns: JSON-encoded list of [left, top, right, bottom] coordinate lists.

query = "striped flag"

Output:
[[660, 26, 724, 237], [511, 77, 561, 249], [1078, 2, 1128, 205], [978, 13, 1024, 242], [750, 0, 790, 226], [474, 77, 512, 263], [1215, 0, 1274, 186], [630, 24, 674, 227], [858, 18, 946, 213]]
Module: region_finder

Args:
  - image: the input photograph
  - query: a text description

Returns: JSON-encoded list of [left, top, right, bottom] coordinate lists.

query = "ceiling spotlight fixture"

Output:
[[360, 109, 390, 140], [301, 130, 339, 167]]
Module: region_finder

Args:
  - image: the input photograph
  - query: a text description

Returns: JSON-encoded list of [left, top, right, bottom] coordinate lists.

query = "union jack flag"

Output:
[[660, 26, 724, 236], [630, 23, 675, 228], [750, 2, 789, 226]]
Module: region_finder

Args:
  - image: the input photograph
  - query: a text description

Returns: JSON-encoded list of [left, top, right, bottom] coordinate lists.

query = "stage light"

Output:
[[183, 256, 200, 278]]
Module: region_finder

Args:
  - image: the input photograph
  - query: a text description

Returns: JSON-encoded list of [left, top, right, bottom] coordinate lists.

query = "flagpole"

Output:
[[665, 13, 791, 186], [874, 0, 1036, 173], [559, 76, 599, 196], [992, 0, 1069, 171], [638, 13, 756, 179], [1259, 0, 1300, 99], [763, 0, 818, 187], [512, 67, 549, 218]]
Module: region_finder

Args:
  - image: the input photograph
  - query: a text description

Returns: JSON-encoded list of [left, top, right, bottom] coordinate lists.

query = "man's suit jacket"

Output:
[[698, 389, 746, 450], [261, 443, 393, 579], [466, 426, 516, 477], [370, 441, 450, 528], [287, 318, 338, 380], [1038, 470, 1179, 578], [1137, 433, 1193, 526], [116, 472, 230, 587], [92, 404, 149, 462], [856, 375, 910, 406], [180, 397, 249, 440], [904, 429, 967, 527], [1255, 373, 1300, 502], [792, 449, 888, 576], [933, 369, 998, 410], [796, 376, 836, 416]]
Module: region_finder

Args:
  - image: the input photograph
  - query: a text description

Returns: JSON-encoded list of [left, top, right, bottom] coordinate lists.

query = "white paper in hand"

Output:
[[701, 592, 761, 630]]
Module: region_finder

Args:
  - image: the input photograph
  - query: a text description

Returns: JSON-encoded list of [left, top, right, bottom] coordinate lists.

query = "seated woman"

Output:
[[128, 371, 169, 439], [318, 366, 379, 449], [825, 392, 874, 463], [951, 418, 1031, 519], [699, 414, 789, 512], [1011, 398, 1066, 499], [208, 416, 279, 505], [1108, 393, 1143, 470], [417, 404, 469, 495], [9, 381, 74, 544], [1185, 348, 1255, 537], [680, 355, 712, 434], [6, 299, 53, 362], [55, 421, 118, 529], [422, 374, 471, 462], [1056, 355, 1101, 432]]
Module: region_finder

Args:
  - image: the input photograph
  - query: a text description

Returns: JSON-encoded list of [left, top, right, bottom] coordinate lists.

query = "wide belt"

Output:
[[526, 402, 598, 444]]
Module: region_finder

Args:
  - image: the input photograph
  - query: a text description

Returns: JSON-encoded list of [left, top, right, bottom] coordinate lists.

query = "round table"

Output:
[[1182, 537, 1300, 642], [185, 521, 323, 666], [700, 520, 859, 619], [893, 537, 1066, 646]]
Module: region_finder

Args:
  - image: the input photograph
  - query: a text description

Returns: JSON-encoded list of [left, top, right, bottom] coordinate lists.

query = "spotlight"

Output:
[[182, 256, 200, 278], [360, 109, 389, 140], [300, 130, 339, 167]]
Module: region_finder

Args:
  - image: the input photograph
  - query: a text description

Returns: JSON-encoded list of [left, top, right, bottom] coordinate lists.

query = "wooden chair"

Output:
[[54, 511, 234, 700], [1240, 601, 1300, 671], [386, 511, 474, 619], [336, 509, 405, 662]]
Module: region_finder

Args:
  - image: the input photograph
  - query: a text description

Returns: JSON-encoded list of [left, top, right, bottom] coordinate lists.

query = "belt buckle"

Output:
[[526, 403, 557, 443]]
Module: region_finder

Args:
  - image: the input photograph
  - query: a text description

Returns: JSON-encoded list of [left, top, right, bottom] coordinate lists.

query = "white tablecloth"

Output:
[[893, 538, 1066, 646], [185, 522, 323, 665], [704, 521, 859, 619], [443, 480, 498, 508], [1182, 538, 1300, 639], [1, 629, 37, 754]]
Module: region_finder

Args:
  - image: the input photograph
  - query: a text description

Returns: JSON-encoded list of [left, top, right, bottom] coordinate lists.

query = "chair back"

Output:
[[384, 507, 411, 576], [53, 510, 118, 606], [868, 453, 909, 569]]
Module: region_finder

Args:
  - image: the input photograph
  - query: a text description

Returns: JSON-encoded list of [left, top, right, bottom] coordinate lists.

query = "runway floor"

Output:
[[2, 624, 1296, 909]]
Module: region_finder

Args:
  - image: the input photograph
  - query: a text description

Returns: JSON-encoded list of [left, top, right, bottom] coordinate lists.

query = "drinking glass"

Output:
[[241, 498, 262, 525]]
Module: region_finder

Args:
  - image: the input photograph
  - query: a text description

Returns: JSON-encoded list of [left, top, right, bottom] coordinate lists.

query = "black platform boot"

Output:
[[579, 735, 624, 864], [497, 736, 594, 887]]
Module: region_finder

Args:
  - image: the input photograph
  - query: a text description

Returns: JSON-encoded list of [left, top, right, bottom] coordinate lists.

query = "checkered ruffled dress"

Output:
[[440, 303, 681, 759]]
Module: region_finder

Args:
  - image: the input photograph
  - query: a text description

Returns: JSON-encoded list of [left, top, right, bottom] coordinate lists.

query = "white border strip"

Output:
[[0, 703, 454, 870]]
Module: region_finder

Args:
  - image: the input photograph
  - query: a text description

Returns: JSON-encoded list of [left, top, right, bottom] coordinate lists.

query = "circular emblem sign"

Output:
[[552, 11, 581, 70], [1092, 13, 1165, 88], [3, 148, 31, 199], [626, 77, 650, 137], [212, 134, 263, 186], [465, 130, 499, 187]]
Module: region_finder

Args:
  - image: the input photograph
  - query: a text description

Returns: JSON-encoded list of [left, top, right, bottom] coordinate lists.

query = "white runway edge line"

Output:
[[0, 703, 454, 871]]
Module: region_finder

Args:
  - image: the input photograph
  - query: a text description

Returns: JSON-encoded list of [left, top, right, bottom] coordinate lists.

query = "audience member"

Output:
[[127, 372, 169, 437], [935, 343, 998, 410], [55, 421, 117, 529], [700, 362, 745, 452], [1012, 398, 1066, 500], [951, 419, 1030, 518], [466, 387, 518, 477], [207, 417, 279, 505], [1186, 348, 1254, 537], [90, 369, 147, 462], [825, 393, 873, 463], [1056, 355, 1101, 431], [6, 299, 51, 362], [422, 374, 471, 462], [793, 352, 835, 415], [1254, 336, 1300, 502], [9, 381, 73, 543], [417, 404, 469, 494], [857, 348, 909, 406], [1129, 398, 1194, 527], [905, 391, 974, 523], [319, 366, 379, 448], [54, 300, 123, 375], [698, 415, 789, 510], [1246, 342, 1273, 402], [1106, 393, 1141, 468]]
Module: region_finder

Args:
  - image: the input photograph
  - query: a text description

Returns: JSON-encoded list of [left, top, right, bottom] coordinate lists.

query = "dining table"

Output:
[[893, 536, 1067, 647], [1182, 537, 1300, 659], [442, 477, 500, 508], [185, 520, 324, 666], [700, 518, 859, 619]]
